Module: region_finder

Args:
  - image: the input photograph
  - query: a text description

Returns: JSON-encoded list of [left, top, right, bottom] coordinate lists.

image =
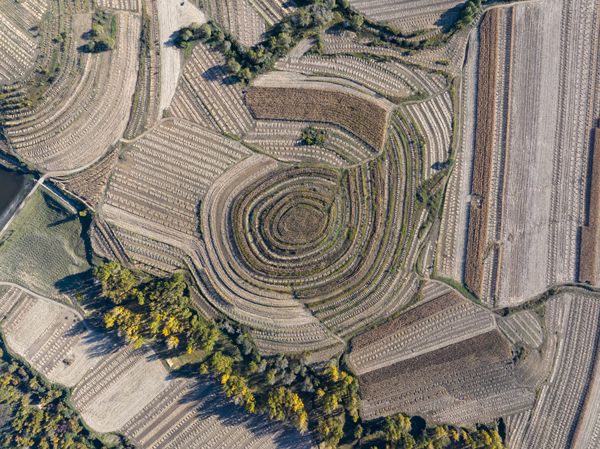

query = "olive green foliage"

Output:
[[450, 0, 483, 32], [0, 339, 132, 449], [267, 386, 308, 432], [85, 10, 117, 53], [95, 263, 219, 353], [381, 415, 505, 449], [94, 262, 506, 448], [0, 190, 89, 301], [416, 167, 448, 234], [300, 126, 328, 146], [174, 0, 435, 84]]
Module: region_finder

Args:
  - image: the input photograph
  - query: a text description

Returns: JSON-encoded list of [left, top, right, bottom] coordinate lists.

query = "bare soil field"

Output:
[[463, 9, 498, 297], [246, 0, 295, 26], [579, 127, 600, 284], [357, 328, 537, 425], [156, 0, 205, 114], [348, 0, 465, 33], [0, 0, 48, 84], [203, 0, 266, 46], [53, 148, 120, 208], [438, 0, 600, 306], [96, 0, 139, 10], [506, 293, 600, 449], [0, 286, 314, 448], [348, 281, 540, 425], [169, 42, 254, 136], [3, 12, 141, 172]]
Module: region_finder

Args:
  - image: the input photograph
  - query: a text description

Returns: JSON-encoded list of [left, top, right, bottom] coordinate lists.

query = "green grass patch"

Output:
[[0, 189, 90, 300]]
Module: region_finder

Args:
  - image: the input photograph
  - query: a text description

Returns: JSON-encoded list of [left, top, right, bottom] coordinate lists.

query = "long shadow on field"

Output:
[[436, 5, 463, 32], [55, 270, 96, 299], [170, 376, 312, 448]]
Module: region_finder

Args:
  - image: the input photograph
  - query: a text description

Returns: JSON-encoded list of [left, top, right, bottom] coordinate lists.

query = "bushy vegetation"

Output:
[[94, 261, 506, 448], [450, 0, 484, 32], [84, 10, 117, 53], [0, 337, 132, 449], [95, 262, 219, 352], [173, 0, 454, 84], [301, 126, 328, 146]]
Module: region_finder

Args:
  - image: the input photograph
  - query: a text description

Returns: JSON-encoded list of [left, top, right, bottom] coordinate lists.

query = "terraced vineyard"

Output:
[[1, 0, 600, 447], [347, 282, 540, 425], [506, 293, 600, 449], [2, 10, 140, 172], [203, 0, 267, 46], [0, 0, 48, 83], [438, 0, 600, 306], [0, 286, 312, 448], [348, 0, 465, 32]]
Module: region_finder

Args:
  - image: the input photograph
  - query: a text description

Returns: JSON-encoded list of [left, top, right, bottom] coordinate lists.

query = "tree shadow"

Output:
[[175, 377, 310, 447], [48, 214, 77, 228], [431, 161, 450, 171], [54, 270, 96, 299], [202, 65, 224, 82], [165, 373, 312, 449], [165, 30, 180, 49], [78, 326, 122, 358], [435, 3, 464, 32]]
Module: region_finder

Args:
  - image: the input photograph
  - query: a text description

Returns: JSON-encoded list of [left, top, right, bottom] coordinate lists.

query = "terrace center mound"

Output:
[[276, 203, 328, 245]]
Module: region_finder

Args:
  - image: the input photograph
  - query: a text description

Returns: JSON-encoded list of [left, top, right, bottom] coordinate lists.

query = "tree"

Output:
[[277, 32, 292, 48], [323, 393, 340, 413], [350, 14, 365, 31], [199, 23, 212, 39], [316, 415, 345, 448], [180, 29, 193, 42], [210, 351, 234, 375], [185, 315, 220, 353], [227, 58, 241, 74], [104, 306, 143, 345], [222, 374, 255, 411], [267, 387, 308, 432], [385, 414, 412, 443], [94, 262, 137, 304], [238, 67, 252, 82], [266, 368, 278, 385], [354, 424, 364, 441], [301, 126, 328, 146], [91, 23, 104, 37]]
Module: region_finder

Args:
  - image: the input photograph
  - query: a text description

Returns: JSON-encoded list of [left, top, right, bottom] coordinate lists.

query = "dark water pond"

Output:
[[0, 167, 33, 228]]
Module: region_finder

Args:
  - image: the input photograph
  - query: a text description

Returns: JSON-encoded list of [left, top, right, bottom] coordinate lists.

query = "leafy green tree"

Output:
[[350, 14, 365, 30], [227, 58, 241, 74], [94, 261, 138, 304], [267, 387, 308, 432], [210, 351, 234, 375], [300, 126, 328, 146], [385, 414, 412, 443], [316, 414, 345, 448]]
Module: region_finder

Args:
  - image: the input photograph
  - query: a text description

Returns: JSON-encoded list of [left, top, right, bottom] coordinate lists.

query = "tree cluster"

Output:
[[380, 414, 504, 449], [84, 10, 117, 53], [0, 340, 133, 449], [300, 126, 328, 146], [94, 262, 506, 449], [95, 262, 219, 353], [174, 0, 366, 84], [451, 0, 484, 32]]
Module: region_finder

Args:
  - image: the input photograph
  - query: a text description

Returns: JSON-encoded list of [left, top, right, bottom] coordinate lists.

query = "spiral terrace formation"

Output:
[[200, 115, 424, 346]]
